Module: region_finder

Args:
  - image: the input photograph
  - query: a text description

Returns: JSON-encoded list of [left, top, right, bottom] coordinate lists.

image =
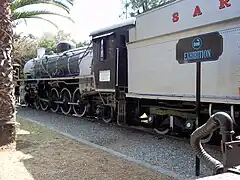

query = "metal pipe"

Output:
[[190, 112, 234, 175], [116, 48, 119, 87], [212, 112, 234, 143]]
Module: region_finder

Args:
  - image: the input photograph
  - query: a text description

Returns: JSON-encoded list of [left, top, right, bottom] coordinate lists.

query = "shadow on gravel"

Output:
[[16, 140, 36, 150], [17, 107, 225, 180], [14, 116, 174, 180]]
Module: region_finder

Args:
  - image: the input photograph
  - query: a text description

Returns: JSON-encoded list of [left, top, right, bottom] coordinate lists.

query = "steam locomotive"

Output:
[[16, 0, 240, 143]]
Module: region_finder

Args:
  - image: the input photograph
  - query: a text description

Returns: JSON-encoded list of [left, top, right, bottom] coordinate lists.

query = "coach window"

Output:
[[100, 38, 107, 61], [120, 35, 126, 47]]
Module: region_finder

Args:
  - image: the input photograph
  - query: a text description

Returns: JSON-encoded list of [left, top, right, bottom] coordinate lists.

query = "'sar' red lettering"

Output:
[[193, 5, 202, 17], [219, 0, 231, 9], [172, 12, 179, 23]]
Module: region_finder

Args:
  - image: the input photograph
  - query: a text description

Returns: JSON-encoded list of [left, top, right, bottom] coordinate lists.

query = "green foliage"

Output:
[[38, 38, 57, 54], [76, 40, 89, 48], [13, 30, 90, 66], [54, 30, 72, 41], [37, 30, 90, 52], [11, 0, 73, 14], [120, 0, 176, 18], [37, 30, 76, 54], [12, 33, 38, 66]]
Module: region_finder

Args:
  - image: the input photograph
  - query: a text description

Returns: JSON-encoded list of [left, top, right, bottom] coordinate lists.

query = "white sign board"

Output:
[[99, 70, 110, 82]]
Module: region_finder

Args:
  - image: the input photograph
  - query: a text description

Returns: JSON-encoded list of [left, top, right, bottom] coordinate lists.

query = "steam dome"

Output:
[[56, 41, 76, 53]]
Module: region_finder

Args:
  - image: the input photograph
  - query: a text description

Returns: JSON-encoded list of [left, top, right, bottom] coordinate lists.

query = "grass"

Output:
[[16, 116, 59, 146]]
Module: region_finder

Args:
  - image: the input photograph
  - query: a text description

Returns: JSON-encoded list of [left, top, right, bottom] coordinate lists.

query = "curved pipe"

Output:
[[213, 112, 234, 142], [190, 112, 234, 174]]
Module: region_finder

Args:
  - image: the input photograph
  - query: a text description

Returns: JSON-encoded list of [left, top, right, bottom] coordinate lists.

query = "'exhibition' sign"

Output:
[[176, 32, 223, 64]]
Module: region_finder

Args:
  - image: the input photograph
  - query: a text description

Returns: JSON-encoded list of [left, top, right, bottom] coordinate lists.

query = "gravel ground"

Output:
[[17, 107, 223, 180], [0, 117, 172, 180]]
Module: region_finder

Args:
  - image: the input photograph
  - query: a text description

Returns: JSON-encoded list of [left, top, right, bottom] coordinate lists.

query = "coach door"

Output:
[[116, 34, 128, 89], [92, 33, 116, 91]]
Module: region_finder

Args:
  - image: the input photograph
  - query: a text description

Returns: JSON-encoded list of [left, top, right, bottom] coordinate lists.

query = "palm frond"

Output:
[[11, 0, 73, 14], [13, 15, 59, 29], [12, 10, 74, 23], [64, 0, 73, 6]]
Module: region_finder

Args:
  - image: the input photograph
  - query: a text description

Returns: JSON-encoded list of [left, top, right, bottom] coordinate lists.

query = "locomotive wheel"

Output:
[[72, 88, 87, 117], [154, 127, 170, 135], [50, 88, 60, 113], [40, 91, 49, 111], [102, 105, 113, 124], [60, 88, 72, 115], [34, 97, 40, 110], [153, 116, 170, 135]]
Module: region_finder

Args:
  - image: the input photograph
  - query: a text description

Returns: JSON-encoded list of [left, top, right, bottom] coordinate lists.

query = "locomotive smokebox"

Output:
[[56, 41, 76, 53]]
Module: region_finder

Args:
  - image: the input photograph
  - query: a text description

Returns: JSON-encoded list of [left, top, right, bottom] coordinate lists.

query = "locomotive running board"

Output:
[[17, 75, 94, 82], [126, 93, 240, 105]]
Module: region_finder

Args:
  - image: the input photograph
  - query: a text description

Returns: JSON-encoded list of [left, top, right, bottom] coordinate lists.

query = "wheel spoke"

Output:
[[34, 97, 40, 110], [102, 105, 113, 123], [50, 88, 60, 113], [60, 88, 72, 115], [40, 91, 49, 111], [72, 88, 87, 117]]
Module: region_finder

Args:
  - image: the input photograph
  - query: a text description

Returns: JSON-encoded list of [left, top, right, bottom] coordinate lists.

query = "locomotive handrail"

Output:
[[78, 41, 93, 65], [40, 56, 52, 78], [67, 56, 72, 75], [116, 48, 119, 86]]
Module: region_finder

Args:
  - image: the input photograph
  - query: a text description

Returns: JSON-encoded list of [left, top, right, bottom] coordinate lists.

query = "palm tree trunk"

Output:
[[0, 0, 17, 150]]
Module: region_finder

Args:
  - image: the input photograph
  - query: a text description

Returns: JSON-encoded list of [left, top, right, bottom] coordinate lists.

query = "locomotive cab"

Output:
[[90, 18, 136, 92]]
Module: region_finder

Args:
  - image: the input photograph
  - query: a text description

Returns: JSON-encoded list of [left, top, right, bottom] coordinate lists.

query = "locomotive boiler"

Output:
[[23, 41, 92, 79], [17, 0, 240, 144], [21, 41, 96, 115]]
